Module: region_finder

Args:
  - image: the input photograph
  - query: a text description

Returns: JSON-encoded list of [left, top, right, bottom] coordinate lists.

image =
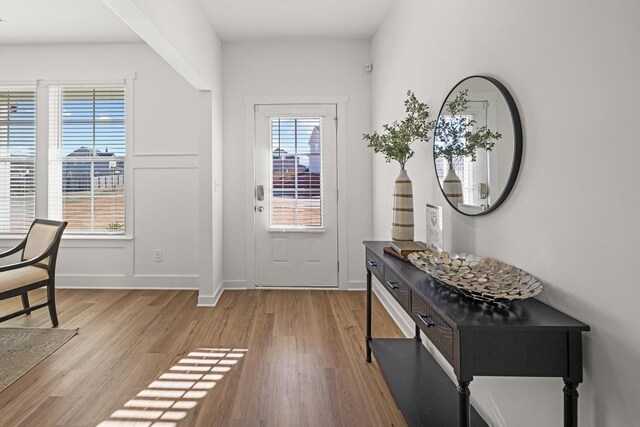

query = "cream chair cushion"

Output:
[[23, 223, 60, 266], [0, 266, 49, 293]]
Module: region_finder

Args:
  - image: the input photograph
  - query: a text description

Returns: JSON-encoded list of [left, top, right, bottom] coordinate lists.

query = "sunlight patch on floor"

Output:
[[96, 348, 247, 427]]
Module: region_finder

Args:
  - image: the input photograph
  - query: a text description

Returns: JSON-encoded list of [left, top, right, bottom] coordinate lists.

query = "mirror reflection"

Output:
[[434, 76, 521, 216]]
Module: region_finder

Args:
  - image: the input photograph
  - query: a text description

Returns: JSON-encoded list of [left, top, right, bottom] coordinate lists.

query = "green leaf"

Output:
[[362, 90, 435, 169]]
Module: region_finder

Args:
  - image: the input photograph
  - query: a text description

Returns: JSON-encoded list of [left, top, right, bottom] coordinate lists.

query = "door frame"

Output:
[[243, 95, 349, 290]]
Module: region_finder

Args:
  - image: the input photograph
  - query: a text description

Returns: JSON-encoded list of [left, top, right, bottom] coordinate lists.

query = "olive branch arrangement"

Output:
[[362, 91, 434, 170]]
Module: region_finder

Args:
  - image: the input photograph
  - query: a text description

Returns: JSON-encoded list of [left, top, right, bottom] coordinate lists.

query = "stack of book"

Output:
[[384, 241, 425, 262]]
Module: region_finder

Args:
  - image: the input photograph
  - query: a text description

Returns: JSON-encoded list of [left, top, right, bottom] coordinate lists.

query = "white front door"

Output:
[[254, 104, 338, 287]]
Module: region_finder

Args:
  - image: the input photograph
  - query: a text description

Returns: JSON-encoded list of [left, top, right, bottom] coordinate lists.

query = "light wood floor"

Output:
[[0, 288, 406, 426]]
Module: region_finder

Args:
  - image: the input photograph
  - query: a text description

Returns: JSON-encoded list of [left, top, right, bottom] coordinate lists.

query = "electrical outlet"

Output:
[[154, 249, 163, 262]]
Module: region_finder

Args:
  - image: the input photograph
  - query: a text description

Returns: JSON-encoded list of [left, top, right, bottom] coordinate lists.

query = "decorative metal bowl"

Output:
[[407, 250, 542, 303]]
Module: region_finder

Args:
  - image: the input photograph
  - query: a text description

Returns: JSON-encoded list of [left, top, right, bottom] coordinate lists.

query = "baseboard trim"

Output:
[[197, 283, 224, 307], [223, 280, 250, 290], [347, 280, 366, 291], [57, 274, 199, 288], [255, 286, 339, 290], [223, 280, 367, 291], [58, 285, 198, 291]]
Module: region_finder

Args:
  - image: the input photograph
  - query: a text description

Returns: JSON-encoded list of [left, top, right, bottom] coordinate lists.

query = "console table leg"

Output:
[[457, 381, 471, 427], [414, 324, 422, 342], [366, 269, 372, 363], [563, 379, 579, 427]]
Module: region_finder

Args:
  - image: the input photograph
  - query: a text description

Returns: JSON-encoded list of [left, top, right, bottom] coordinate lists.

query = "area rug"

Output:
[[0, 327, 78, 393]]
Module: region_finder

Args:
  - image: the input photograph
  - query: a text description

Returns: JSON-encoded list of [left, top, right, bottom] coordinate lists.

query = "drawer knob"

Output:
[[367, 260, 378, 267], [386, 280, 399, 290], [418, 313, 436, 328]]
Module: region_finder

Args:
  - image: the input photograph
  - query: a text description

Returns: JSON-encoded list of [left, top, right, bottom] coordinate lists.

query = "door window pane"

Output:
[[270, 118, 322, 228]]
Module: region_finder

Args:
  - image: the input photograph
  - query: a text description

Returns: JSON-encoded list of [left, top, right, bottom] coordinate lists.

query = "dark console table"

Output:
[[364, 241, 589, 427]]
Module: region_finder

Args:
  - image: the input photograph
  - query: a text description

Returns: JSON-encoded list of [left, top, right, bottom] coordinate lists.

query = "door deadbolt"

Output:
[[256, 185, 264, 201]]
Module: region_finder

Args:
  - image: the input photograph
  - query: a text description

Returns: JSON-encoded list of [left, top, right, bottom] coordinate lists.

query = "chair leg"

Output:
[[47, 283, 58, 327], [21, 293, 31, 315]]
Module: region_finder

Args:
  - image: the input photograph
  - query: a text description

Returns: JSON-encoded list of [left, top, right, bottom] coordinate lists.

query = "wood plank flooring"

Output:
[[0, 289, 406, 426]]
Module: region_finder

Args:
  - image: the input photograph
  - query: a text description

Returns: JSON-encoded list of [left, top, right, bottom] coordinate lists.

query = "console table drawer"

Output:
[[366, 250, 384, 281], [383, 269, 410, 310], [412, 296, 455, 364]]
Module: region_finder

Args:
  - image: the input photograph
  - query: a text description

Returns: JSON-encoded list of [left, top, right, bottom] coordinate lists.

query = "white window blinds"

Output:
[[48, 85, 126, 234], [0, 87, 36, 233], [270, 117, 323, 228]]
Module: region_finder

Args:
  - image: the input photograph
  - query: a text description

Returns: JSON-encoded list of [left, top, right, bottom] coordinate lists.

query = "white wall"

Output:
[[0, 43, 210, 290], [222, 40, 372, 289], [371, 0, 640, 426]]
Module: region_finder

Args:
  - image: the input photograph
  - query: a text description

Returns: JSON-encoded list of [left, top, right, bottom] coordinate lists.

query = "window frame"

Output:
[[0, 84, 38, 235], [0, 78, 134, 240]]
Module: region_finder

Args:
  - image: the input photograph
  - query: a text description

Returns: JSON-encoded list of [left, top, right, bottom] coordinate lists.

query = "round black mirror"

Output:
[[433, 76, 522, 216]]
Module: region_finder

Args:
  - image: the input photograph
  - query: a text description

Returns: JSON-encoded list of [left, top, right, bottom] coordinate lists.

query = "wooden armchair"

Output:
[[0, 219, 68, 326]]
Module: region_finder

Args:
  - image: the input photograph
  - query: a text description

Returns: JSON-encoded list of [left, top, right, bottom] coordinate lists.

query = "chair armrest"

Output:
[[0, 239, 26, 259], [0, 259, 46, 273], [0, 238, 59, 273]]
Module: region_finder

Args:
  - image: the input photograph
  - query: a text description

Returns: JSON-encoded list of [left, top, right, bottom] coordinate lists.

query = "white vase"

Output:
[[443, 167, 463, 208], [392, 169, 414, 242]]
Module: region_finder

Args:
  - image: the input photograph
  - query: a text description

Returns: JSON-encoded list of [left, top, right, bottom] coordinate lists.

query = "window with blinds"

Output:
[[48, 85, 126, 234], [270, 117, 323, 228], [0, 87, 36, 234]]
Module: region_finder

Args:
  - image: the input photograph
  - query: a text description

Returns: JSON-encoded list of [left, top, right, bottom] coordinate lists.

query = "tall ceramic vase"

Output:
[[392, 169, 414, 242], [443, 164, 463, 208]]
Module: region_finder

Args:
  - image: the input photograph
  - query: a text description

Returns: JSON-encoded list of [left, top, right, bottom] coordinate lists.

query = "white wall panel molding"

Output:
[[133, 153, 200, 157], [131, 157, 199, 169]]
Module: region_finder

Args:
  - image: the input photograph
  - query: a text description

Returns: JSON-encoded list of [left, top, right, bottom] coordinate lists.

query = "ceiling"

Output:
[[0, 0, 397, 45], [196, 0, 398, 41], [0, 0, 140, 44]]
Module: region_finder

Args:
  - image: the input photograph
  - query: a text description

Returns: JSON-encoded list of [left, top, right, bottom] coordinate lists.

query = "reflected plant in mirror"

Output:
[[434, 89, 502, 210], [434, 89, 502, 170]]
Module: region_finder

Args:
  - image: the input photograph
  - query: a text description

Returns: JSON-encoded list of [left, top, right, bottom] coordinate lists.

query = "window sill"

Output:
[[0, 234, 133, 241], [0, 234, 26, 241], [268, 228, 326, 234], [62, 235, 133, 241]]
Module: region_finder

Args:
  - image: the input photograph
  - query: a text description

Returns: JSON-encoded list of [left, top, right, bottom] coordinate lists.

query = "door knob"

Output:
[[257, 206, 264, 212]]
